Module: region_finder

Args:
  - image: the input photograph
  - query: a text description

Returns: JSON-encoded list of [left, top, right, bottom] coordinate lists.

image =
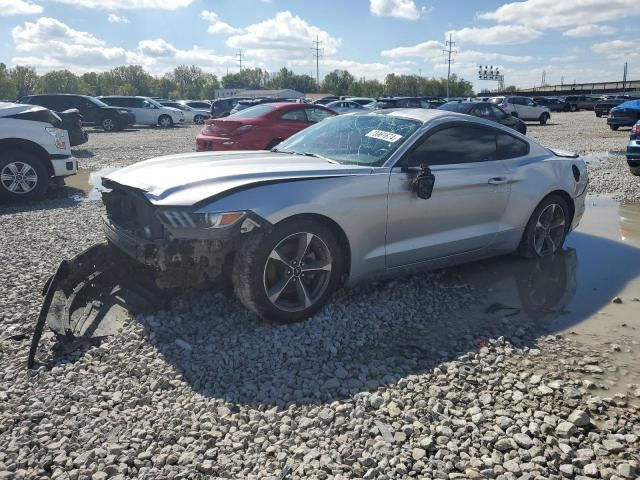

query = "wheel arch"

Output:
[[524, 189, 576, 235], [0, 138, 53, 176], [272, 212, 352, 283]]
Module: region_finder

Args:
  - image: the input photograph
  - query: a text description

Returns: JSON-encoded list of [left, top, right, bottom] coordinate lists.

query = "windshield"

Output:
[[229, 104, 275, 118], [274, 114, 421, 167], [147, 98, 163, 108], [438, 102, 467, 112], [88, 96, 109, 108]]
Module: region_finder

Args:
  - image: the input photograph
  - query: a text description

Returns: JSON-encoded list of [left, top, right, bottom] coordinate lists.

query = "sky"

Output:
[[0, 0, 638, 91]]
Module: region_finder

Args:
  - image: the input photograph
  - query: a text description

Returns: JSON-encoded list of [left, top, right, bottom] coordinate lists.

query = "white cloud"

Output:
[[369, 0, 426, 20], [0, 0, 42, 16], [107, 13, 129, 23], [226, 11, 341, 61], [138, 38, 177, 57], [290, 58, 417, 80], [478, 0, 638, 29], [381, 40, 532, 64], [591, 39, 640, 62], [563, 24, 616, 37], [51, 0, 193, 10], [13, 17, 108, 48], [550, 55, 578, 62], [380, 40, 443, 60], [200, 11, 242, 35], [447, 25, 542, 45]]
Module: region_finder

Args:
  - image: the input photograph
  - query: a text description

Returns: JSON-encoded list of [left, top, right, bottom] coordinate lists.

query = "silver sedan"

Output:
[[101, 109, 588, 322]]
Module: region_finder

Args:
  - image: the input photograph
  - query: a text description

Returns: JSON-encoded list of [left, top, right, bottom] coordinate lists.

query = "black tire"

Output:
[[539, 113, 549, 125], [519, 194, 570, 259], [193, 115, 204, 125], [265, 139, 282, 150], [630, 166, 640, 176], [158, 115, 173, 128], [0, 150, 49, 201], [101, 116, 120, 132], [563, 105, 571, 112], [570, 104, 578, 112], [232, 217, 345, 322], [609, 124, 619, 131], [595, 112, 602, 118]]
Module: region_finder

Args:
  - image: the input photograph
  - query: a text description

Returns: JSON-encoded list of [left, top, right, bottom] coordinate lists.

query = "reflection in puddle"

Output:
[[64, 167, 120, 201], [453, 196, 640, 401]]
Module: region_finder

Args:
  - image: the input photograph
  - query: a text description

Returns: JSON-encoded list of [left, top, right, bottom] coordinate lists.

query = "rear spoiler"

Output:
[[549, 148, 579, 159]]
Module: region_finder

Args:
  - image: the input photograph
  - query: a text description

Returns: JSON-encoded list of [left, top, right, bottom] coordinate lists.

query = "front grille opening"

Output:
[[103, 187, 164, 240]]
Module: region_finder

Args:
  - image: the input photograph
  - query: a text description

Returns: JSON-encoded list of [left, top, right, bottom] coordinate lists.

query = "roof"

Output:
[[234, 89, 303, 97], [0, 102, 49, 118]]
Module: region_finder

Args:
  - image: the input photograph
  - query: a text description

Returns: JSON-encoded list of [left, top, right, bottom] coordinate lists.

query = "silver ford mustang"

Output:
[[100, 109, 588, 322]]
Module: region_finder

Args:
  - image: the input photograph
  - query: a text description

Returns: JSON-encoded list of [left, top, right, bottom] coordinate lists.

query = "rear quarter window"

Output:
[[497, 132, 529, 159], [8, 109, 62, 127]]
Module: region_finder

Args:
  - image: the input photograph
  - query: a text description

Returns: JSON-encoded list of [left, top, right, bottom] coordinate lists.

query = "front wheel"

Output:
[[232, 218, 345, 322], [193, 115, 205, 125], [519, 195, 570, 258], [539, 113, 549, 125], [595, 112, 602, 118], [0, 150, 49, 201], [158, 115, 173, 128], [609, 124, 619, 131], [101, 116, 119, 132], [630, 166, 640, 176]]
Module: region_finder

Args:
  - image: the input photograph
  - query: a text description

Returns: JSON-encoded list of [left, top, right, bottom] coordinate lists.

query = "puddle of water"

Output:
[[452, 195, 640, 401], [64, 166, 120, 201]]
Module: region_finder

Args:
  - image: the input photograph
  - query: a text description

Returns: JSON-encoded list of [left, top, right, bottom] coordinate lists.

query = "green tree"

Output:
[[0, 63, 17, 100], [10, 66, 38, 98], [110, 65, 153, 95], [38, 70, 80, 93], [321, 70, 355, 96]]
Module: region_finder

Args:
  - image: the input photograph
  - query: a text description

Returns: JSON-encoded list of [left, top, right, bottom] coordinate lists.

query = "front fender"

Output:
[[198, 173, 391, 284]]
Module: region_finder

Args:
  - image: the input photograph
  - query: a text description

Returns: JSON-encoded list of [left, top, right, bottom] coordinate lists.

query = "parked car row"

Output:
[[608, 99, 640, 131], [627, 121, 640, 175]]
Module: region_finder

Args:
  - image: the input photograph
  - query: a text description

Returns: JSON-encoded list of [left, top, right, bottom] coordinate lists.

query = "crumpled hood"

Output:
[[104, 151, 372, 206]]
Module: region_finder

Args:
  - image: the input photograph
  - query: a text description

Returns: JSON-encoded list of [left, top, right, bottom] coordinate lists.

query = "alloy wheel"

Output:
[[103, 118, 115, 131], [263, 232, 333, 312], [533, 203, 566, 256], [0, 161, 38, 194], [160, 116, 172, 127]]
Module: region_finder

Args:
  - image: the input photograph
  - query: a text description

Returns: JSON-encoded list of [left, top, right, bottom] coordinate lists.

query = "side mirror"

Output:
[[407, 164, 435, 200]]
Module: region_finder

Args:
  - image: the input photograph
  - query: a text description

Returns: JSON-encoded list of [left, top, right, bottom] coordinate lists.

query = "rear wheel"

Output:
[[158, 115, 173, 128], [630, 166, 640, 176], [570, 104, 578, 112], [101, 116, 119, 132], [0, 150, 49, 201], [193, 114, 205, 125], [609, 124, 619, 131], [232, 218, 345, 322], [539, 113, 549, 125], [595, 112, 602, 118], [519, 194, 570, 258]]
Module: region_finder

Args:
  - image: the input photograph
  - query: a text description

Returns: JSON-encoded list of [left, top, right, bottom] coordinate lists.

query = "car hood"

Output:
[[104, 151, 372, 206]]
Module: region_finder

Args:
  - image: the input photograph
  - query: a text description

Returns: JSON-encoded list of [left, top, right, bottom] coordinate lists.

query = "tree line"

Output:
[[0, 63, 474, 101]]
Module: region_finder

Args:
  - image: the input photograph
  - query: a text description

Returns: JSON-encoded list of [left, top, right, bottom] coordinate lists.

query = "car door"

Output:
[[385, 122, 512, 267], [277, 108, 312, 137]]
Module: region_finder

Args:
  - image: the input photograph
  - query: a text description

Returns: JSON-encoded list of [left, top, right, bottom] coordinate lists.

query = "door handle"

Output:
[[488, 177, 509, 185]]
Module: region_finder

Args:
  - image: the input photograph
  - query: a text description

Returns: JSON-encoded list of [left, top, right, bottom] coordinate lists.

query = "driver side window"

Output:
[[406, 126, 497, 166], [281, 108, 307, 121]]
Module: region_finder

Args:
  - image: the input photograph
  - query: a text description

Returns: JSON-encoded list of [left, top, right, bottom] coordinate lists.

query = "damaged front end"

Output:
[[29, 180, 263, 368]]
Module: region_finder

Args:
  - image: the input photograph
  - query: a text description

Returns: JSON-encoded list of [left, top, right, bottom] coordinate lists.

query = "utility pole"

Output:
[[311, 34, 323, 89], [235, 49, 244, 72], [541, 70, 546, 86], [442, 32, 457, 98], [622, 62, 628, 94]]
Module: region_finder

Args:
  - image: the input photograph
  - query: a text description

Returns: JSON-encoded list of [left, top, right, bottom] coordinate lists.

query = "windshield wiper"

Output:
[[301, 152, 339, 164]]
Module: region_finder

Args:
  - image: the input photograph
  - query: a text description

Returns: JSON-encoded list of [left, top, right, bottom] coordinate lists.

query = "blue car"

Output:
[[627, 120, 640, 176], [608, 99, 640, 131]]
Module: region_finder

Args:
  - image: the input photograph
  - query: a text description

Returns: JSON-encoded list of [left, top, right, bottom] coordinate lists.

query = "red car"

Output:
[[196, 102, 336, 152]]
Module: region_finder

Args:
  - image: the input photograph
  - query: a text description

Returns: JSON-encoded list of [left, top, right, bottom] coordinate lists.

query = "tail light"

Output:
[[76, 117, 83, 128], [634, 123, 640, 135]]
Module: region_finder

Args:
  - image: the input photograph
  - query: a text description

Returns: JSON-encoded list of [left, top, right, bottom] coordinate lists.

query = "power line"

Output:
[[235, 49, 244, 72], [442, 32, 457, 98], [311, 34, 323, 89]]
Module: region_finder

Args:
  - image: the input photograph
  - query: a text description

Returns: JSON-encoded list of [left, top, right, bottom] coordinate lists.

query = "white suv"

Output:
[[98, 96, 184, 127], [489, 96, 551, 124], [0, 102, 77, 201]]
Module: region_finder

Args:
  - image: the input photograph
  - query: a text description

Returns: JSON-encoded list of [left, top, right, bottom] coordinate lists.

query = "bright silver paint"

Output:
[[104, 109, 588, 286]]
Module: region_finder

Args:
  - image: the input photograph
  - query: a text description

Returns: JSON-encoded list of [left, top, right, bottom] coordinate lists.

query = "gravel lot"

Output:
[[0, 112, 639, 479]]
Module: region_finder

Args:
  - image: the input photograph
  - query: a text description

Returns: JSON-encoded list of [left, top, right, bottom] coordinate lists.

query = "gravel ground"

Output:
[[1, 113, 639, 479]]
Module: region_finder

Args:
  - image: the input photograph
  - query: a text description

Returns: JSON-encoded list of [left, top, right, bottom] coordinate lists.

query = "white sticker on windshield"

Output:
[[365, 129, 403, 143]]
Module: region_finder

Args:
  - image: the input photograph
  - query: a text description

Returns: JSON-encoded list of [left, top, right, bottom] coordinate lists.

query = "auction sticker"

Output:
[[365, 129, 403, 143]]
